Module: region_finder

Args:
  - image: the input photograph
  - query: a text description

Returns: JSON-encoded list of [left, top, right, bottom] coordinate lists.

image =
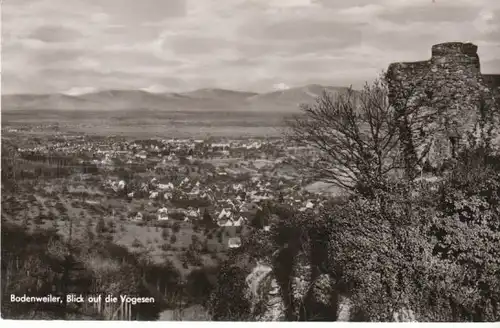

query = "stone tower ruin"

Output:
[[386, 42, 500, 174]]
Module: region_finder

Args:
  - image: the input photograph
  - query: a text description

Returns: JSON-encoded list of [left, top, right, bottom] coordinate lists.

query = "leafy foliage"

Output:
[[319, 148, 499, 321], [208, 263, 251, 321]]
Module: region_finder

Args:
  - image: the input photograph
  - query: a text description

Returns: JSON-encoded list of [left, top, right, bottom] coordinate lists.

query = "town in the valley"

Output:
[[1, 126, 333, 271]]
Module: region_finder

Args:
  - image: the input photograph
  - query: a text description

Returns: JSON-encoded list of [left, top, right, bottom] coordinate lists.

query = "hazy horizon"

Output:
[[2, 0, 500, 95], [1, 83, 354, 96]]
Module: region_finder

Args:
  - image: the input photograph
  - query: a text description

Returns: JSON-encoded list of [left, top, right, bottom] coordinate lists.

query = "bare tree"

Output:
[[285, 79, 403, 196], [284, 63, 479, 195]]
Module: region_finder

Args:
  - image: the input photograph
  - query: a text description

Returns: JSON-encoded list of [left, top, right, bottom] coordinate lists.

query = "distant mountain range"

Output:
[[1, 84, 353, 112]]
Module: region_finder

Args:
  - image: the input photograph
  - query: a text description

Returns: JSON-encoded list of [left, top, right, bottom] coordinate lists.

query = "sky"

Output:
[[2, 0, 500, 95]]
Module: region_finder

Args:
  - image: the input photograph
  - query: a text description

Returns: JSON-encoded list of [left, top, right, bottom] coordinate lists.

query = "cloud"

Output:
[[312, 0, 375, 8], [85, 0, 186, 25], [62, 86, 98, 96], [140, 85, 170, 93], [377, 3, 482, 24], [28, 25, 84, 43], [273, 83, 290, 90], [240, 19, 364, 42], [2, 0, 500, 94], [166, 36, 236, 56]]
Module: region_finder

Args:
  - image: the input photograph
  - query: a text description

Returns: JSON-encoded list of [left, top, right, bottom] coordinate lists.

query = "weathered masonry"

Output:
[[386, 42, 500, 171]]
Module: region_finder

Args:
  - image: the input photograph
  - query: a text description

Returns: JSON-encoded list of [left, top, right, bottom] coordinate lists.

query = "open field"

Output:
[[2, 110, 293, 138]]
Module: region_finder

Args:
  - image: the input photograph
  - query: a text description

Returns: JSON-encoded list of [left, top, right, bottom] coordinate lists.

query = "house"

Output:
[[157, 207, 169, 221], [158, 182, 174, 190], [233, 183, 243, 191], [239, 202, 261, 213], [211, 143, 230, 150], [218, 208, 232, 220], [217, 215, 233, 227], [299, 200, 315, 212], [188, 187, 200, 196], [135, 150, 147, 159], [187, 208, 200, 219], [200, 192, 212, 200], [133, 212, 144, 221], [232, 216, 246, 227], [118, 180, 126, 190], [228, 237, 242, 248], [224, 199, 237, 210]]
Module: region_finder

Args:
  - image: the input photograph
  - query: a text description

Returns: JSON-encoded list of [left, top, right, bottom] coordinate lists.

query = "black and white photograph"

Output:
[[1, 0, 500, 322]]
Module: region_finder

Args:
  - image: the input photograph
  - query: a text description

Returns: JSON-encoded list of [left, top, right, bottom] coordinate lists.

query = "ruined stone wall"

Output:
[[386, 42, 499, 169], [483, 74, 500, 93]]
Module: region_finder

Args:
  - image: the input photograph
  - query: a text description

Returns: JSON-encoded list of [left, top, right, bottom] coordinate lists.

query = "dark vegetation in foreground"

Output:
[[2, 221, 173, 319], [204, 78, 500, 321]]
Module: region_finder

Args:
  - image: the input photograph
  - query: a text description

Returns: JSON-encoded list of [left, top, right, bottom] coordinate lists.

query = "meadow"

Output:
[[2, 110, 291, 138]]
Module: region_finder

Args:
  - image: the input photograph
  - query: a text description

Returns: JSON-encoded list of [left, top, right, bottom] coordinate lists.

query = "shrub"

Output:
[[185, 248, 203, 267], [107, 220, 116, 232], [161, 228, 170, 240], [422, 148, 500, 321], [186, 267, 217, 305], [34, 215, 44, 225], [170, 235, 177, 244], [323, 185, 435, 321], [208, 264, 251, 321], [217, 234, 223, 244], [313, 148, 500, 321], [131, 238, 142, 248], [172, 222, 181, 233], [95, 217, 107, 234]]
